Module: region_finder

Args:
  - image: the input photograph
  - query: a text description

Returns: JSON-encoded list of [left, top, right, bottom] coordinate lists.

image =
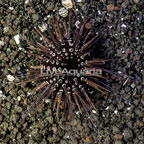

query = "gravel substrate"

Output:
[[0, 0, 144, 143]]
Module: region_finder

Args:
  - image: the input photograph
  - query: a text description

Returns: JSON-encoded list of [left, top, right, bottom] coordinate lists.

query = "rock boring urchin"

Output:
[[19, 10, 116, 121]]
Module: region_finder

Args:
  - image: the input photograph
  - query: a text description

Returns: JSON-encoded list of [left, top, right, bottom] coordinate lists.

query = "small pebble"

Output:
[[6, 102, 11, 109], [86, 136, 93, 143], [123, 128, 133, 141], [32, 14, 40, 22], [76, 111, 80, 115], [25, 0, 29, 4], [38, 23, 47, 32], [61, 0, 73, 9], [52, 126, 57, 133], [60, 140, 67, 144], [118, 103, 124, 110], [136, 120, 143, 127], [0, 40, 4, 46], [18, 47, 22, 50], [47, 116, 53, 124], [121, 24, 127, 28], [0, 91, 6, 100], [15, 106, 22, 113], [4, 27, 9, 33], [121, 2, 127, 8], [113, 126, 120, 134], [115, 141, 123, 144], [114, 134, 123, 140], [1, 19, 5, 24], [24, 99, 27, 105], [131, 83, 135, 88], [134, 0, 139, 3], [59, 7, 68, 17], [114, 109, 118, 114], [14, 34, 20, 45], [77, 0, 82, 2], [85, 22, 92, 29], [92, 110, 97, 114], [45, 99, 51, 103], [16, 132, 22, 140], [107, 4, 115, 11], [9, 7, 14, 10], [75, 20, 81, 28], [7, 75, 15, 81], [17, 96, 21, 101]]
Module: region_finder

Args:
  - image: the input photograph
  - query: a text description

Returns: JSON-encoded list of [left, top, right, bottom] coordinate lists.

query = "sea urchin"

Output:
[[18, 11, 116, 121]]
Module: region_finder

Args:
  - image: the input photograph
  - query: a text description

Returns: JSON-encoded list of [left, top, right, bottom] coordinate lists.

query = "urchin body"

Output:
[[19, 11, 114, 121]]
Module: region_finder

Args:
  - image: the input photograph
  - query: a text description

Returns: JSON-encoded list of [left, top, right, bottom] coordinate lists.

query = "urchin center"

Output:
[[62, 56, 80, 70], [57, 41, 82, 71]]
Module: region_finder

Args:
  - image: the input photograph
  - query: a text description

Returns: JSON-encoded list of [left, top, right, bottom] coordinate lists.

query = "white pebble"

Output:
[[17, 96, 21, 101], [25, 0, 29, 4], [121, 48, 125, 54], [61, 0, 73, 9], [121, 24, 127, 28], [66, 135, 70, 138], [59, 7, 68, 17], [98, 10, 101, 15], [105, 106, 109, 110], [131, 83, 135, 88], [4, 27, 9, 33], [77, 0, 82, 2], [92, 110, 97, 114], [102, 114, 105, 117], [0, 91, 6, 100], [47, 15, 51, 18], [127, 107, 131, 110], [89, 91, 94, 94], [76, 111, 80, 115], [7, 75, 15, 81], [108, 25, 112, 28], [38, 23, 47, 32], [0, 40, 4, 46], [9, 7, 14, 10], [75, 20, 81, 28], [14, 34, 20, 45], [40, 37, 43, 41], [18, 47, 22, 50], [45, 99, 50, 103], [118, 71, 122, 74], [114, 109, 118, 114]]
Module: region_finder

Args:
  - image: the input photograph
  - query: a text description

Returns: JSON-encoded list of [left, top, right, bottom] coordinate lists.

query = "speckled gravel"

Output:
[[0, 0, 144, 143]]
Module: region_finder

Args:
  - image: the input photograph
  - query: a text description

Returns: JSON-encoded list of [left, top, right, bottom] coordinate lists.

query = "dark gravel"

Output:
[[0, 0, 144, 143]]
